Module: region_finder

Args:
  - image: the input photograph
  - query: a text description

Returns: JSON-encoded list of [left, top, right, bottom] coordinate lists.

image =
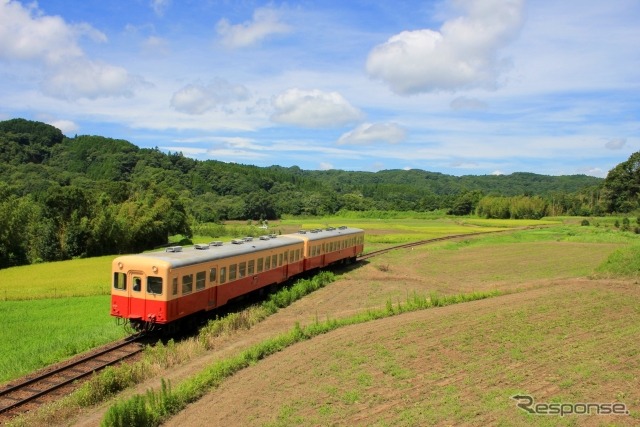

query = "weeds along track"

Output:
[[0, 336, 143, 420], [358, 228, 516, 261]]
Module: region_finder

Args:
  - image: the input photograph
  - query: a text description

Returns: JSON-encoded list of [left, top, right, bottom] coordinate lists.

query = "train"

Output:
[[111, 226, 365, 333]]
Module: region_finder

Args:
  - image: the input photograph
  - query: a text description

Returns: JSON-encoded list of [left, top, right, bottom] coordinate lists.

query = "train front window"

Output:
[[147, 277, 162, 295], [132, 276, 142, 292], [113, 272, 126, 290]]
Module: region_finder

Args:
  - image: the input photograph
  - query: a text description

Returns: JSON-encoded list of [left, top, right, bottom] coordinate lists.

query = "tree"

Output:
[[603, 151, 640, 212]]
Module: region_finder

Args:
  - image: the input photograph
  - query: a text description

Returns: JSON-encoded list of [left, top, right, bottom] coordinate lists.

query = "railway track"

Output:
[[357, 228, 512, 261], [0, 226, 527, 421], [0, 336, 143, 419]]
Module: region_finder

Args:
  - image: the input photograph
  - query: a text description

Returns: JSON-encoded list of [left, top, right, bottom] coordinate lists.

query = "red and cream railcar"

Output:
[[296, 226, 364, 269], [110, 227, 364, 332]]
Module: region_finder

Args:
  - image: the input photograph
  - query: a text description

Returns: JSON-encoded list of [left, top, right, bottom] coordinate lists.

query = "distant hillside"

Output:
[[0, 118, 612, 267]]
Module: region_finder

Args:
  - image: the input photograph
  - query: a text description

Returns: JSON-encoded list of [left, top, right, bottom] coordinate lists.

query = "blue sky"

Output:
[[1, 0, 638, 177]]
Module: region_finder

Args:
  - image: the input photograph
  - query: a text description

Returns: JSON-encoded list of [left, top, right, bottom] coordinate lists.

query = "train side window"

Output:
[[278, 253, 283, 266], [220, 267, 227, 284], [283, 251, 288, 264], [133, 276, 142, 292], [113, 272, 126, 290], [248, 260, 255, 275], [239, 262, 246, 278], [209, 267, 217, 284], [147, 277, 162, 295], [229, 264, 237, 280], [172, 278, 178, 295], [196, 271, 206, 291], [271, 254, 277, 267], [295, 249, 300, 261], [265, 255, 271, 270], [257, 258, 263, 273], [182, 274, 193, 295]]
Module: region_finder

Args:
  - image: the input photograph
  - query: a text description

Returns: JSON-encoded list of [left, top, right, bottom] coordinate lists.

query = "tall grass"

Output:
[[596, 243, 640, 277]]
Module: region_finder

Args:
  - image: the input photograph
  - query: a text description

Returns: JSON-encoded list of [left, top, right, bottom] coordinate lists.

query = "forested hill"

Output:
[[0, 118, 612, 267]]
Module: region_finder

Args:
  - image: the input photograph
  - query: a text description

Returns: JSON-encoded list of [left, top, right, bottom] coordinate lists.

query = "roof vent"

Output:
[[259, 235, 270, 241], [326, 227, 335, 231], [298, 230, 307, 234], [195, 244, 209, 250], [231, 239, 244, 245], [243, 237, 253, 242], [338, 226, 348, 230], [269, 234, 277, 239], [166, 246, 183, 252], [209, 241, 223, 247]]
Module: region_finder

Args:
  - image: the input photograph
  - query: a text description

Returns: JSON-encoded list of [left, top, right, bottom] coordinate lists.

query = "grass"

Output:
[[4, 215, 640, 425], [0, 295, 126, 382], [0, 255, 114, 301]]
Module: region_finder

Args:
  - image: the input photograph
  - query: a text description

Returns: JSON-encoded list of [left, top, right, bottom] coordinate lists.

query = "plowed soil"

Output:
[[69, 239, 639, 426]]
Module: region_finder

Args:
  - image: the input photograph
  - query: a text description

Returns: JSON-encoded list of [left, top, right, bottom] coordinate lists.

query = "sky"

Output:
[[0, 0, 638, 177]]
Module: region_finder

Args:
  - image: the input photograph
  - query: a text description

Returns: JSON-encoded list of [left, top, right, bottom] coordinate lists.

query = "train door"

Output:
[[128, 270, 146, 320], [208, 265, 218, 309]]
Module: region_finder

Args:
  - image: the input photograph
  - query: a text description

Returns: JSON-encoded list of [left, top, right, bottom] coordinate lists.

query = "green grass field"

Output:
[[0, 216, 638, 387], [0, 295, 125, 382]]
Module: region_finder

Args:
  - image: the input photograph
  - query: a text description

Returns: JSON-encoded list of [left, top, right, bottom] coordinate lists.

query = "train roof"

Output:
[[113, 227, 363, 270], [116, 235, 303, 269], [294, 226, 363, 241]]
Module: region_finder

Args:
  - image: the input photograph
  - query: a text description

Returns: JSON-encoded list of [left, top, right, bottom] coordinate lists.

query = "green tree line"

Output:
[[0, 118, 635, 268]]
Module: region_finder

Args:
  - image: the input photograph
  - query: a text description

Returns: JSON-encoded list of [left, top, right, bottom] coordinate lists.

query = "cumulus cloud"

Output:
[[0, 0, 146, 100], [450, 96, 488, 111], [271, 89, 363, 128], [338, 122, 406, 146], [366, 0, 524, 95], [216, 7, 291, 48], [43, 58, 148, 100], [0, 0, 103, 64], [47, 119, 79, 135], [605, 137, 626, 150], [150, 0, 171, 17], [319, 162, 334, 170], [170, 79, 251, 115]]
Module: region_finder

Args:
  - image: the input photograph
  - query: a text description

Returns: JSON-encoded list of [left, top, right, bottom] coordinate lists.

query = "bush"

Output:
[[581, 219, 590, 226]]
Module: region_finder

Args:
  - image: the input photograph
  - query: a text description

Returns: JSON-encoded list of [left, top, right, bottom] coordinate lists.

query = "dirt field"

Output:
[[166, 279, 639, 427], [68, 237, 638, 426]]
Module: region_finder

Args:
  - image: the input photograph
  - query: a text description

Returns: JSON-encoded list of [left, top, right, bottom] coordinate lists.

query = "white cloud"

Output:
[[450, 96, 488, 111], [47, 119, 79, 135], [141, 36, 170, 55], [0, 0, 104, 64], [319, 162, 333, 170], [605, 137, 626, 150], [216, 7, 291, 48], [170, 79, 251, 115], [366, 0, 524, 95], [0, 1, 145, 100], [150, 0, 171, 17], [271, 88, 363, 128], [337, 122, 406, 145], [491, 170, 504, 175], [42, 58, 148, 100]]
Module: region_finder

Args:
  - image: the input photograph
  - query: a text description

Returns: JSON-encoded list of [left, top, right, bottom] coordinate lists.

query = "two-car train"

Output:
[[111, 226, 364, 332]]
